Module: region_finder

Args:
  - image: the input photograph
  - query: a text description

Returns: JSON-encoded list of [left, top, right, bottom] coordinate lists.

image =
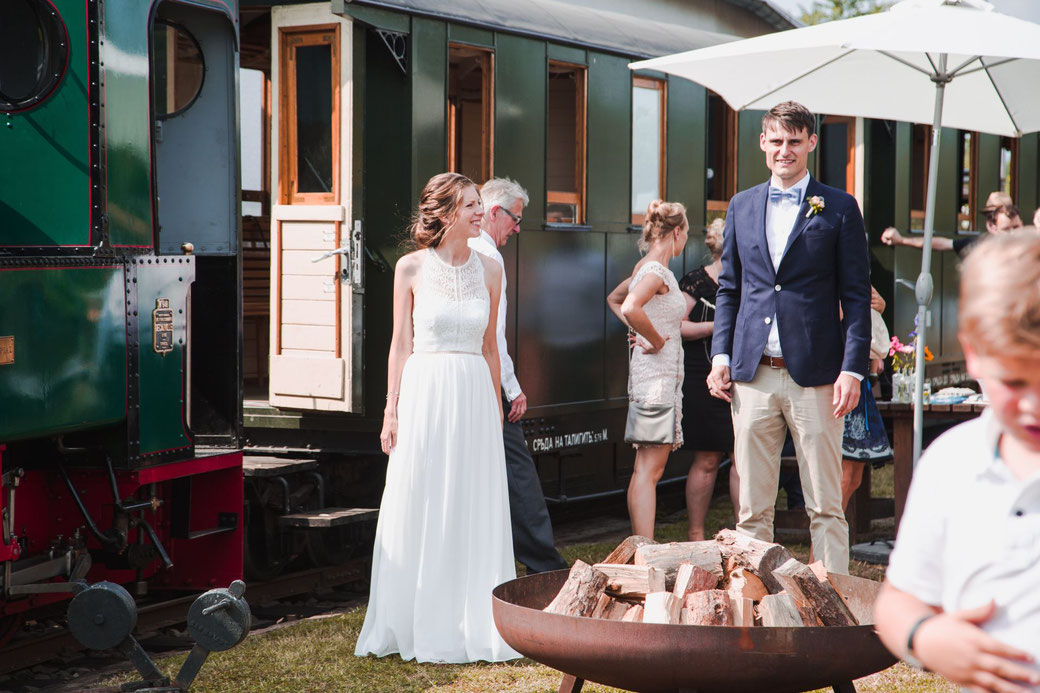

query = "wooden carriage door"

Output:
[[269, 13, 360, 412]]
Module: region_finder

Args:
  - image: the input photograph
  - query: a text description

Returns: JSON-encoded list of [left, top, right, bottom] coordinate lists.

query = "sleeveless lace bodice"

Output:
[[412, 249, 490, 354], [628, 261, 685, 448]]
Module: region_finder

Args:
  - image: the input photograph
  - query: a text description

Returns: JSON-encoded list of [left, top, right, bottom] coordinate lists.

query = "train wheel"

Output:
[[243, 485, 289, 581]]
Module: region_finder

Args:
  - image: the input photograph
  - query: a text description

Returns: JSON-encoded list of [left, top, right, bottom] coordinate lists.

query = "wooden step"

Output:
[[278, 508, 378, 529], [243, 455, 318, 477]]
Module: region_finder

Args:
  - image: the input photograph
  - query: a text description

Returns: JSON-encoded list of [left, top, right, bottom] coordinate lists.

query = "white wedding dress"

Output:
[[354, 248, 520, 663]]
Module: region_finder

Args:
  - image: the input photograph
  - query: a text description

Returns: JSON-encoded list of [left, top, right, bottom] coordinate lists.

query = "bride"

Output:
[[354, 172, 521, 663]]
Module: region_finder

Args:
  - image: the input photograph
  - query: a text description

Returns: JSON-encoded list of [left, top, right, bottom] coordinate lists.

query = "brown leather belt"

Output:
[[760, 355, 787, 369]]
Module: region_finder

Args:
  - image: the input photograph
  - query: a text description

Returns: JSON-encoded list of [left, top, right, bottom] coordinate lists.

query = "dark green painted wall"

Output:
[[136, 259, 194, 454], [587, 53, 630, 233], [668, 79, 707, 271], [0, 265, 126, 440], [0, 0, 91, 247], [495, 35, 547, 224], [1018, 134, 1038, 218], [737, 110, 769, 191], [410, 18, 447, 204]]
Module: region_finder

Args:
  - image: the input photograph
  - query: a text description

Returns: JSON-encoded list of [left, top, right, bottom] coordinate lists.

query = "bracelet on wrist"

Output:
[[386, 391, 399, 399]]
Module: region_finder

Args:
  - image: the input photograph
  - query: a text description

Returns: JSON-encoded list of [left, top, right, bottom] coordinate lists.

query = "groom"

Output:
[[707, 101, 871, 574]]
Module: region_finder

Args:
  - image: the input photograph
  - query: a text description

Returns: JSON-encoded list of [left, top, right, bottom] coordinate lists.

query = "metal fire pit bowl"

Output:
[[492, 570, 897, 693]]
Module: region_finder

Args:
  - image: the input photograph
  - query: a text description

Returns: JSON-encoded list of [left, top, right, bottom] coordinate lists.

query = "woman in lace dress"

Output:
[[607, 201, 689, 538], [355, 172, 520, 663]]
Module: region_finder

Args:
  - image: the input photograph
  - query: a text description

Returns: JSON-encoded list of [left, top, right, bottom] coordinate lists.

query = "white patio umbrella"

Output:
[[631, 0, 1040, 464]]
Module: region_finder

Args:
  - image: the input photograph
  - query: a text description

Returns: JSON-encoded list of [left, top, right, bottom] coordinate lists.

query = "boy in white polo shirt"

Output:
[[876, 231, 1040, 691]]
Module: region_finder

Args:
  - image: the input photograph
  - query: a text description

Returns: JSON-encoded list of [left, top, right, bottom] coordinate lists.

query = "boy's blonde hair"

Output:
[[959, 231, 1040, 358]]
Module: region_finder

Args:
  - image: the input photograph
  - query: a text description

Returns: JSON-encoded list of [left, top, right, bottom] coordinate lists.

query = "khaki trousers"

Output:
[[731, 364, 849, 574]]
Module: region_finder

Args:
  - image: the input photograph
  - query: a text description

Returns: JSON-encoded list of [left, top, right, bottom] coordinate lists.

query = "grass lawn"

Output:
[[100, 468, 957, 692]]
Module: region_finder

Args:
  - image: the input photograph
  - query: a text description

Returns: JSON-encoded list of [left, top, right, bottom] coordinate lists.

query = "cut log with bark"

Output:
[[633, 541, 723, 591], [621, 604, 644, 622], [731, 596, 755, 627], [590, 592, 631, 621], [725, 567, 769, 602], [644, 591, 682, 625], [673, 562, 720, 599], [602, 535, 657, 565], [593, 563, 666, 600], [826, 572, 883, 626], [543, 560, 607, 617], [681, 590, 734, 626], [771, 558, 857, 627], [757, 592, 809, 627], [715, 529, 794, 595]]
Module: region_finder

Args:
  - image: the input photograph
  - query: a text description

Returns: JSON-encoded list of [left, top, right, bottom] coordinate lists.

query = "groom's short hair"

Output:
[[762, 101, 816, 138]]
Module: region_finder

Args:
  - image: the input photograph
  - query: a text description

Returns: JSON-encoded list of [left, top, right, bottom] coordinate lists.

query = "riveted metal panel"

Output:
[[587, 52, 629, 233], [134, 256, 194, 458], [516, 231, 604, 409], [0, 0, 91, 249], [494, 35, 546, 224], [0, 262, 126, 441], [410, 17, 447, 204], [102, 1, 155, 248]]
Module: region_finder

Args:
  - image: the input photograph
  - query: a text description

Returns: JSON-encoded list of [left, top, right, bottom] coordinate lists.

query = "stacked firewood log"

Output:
[[543, 530, 879, 627]]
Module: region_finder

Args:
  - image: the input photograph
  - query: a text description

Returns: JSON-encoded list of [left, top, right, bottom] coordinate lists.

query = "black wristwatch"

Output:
[[904, 613, 936, 670]]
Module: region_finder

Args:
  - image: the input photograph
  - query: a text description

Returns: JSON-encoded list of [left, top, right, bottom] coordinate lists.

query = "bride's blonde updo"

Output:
[[639, 200, 688, 253], [409, 172, 478, 249]]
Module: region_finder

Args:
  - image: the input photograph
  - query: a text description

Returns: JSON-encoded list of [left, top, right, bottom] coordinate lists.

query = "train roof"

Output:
[[334, 0, 782, 59]]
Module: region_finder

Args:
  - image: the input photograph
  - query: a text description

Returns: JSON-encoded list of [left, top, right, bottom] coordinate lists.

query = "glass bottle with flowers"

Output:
[[888, 317, 934, 402]]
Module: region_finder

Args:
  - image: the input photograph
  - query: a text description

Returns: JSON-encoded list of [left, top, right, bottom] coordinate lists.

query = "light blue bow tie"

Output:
[[768, 187, 802, 206]]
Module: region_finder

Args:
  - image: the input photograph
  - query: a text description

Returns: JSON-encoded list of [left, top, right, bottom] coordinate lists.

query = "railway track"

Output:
[[0, 560, 369, 678]]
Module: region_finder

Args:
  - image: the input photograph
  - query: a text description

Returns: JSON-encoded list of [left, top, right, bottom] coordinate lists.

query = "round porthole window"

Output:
[[151, 21, 205, 119], [0, 0, 69, 113]]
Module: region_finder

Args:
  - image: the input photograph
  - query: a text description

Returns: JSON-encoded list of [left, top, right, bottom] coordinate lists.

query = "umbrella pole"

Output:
[[913, 54, 950, 465]]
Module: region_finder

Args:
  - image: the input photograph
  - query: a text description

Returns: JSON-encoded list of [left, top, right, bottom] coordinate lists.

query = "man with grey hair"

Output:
[[469, 177, 567, 574]]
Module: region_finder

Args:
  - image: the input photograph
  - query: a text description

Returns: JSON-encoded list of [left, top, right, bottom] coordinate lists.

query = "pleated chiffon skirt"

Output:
[[354, 352, 520, 663]]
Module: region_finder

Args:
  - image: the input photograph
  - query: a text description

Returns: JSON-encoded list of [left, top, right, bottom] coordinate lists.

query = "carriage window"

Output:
[[999, 136, 1017, 204], [448, 44, 493, 185], [706, 91, 737, 224], [818, 115, 855, 195], [546, 61, 586, 224], [910, 124, 930, 230], [0, 0, 69, 112], [280, 26, 339, 203], [957, 131, 977, 231], [240, 68, 267, 217], [151, 21, 205, 118], [631, 77, 666, 225]]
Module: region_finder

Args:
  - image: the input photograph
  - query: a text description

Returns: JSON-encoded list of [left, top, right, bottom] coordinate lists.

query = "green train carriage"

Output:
[[0, 0, 245, 626], [235, 0, 1040, 561]]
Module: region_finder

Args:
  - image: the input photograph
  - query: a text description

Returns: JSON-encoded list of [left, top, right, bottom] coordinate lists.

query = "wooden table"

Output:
[[875, 401, 987, 531]]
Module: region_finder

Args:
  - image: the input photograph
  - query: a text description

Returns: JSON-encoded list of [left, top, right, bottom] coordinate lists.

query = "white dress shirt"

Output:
[[763, 172, 810, 357], [468, 230, 522, 401]]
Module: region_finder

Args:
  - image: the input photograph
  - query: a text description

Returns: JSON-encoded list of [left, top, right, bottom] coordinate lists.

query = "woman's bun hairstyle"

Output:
[[639, 200, 688, 253], [409, 172, 477, 249], [704, 217, 725, 257]]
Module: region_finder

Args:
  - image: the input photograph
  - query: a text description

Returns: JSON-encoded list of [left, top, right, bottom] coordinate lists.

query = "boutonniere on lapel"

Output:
[[805, 195, 825, 219]]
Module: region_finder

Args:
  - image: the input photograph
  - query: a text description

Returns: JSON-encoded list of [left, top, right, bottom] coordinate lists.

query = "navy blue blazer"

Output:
[[710, 177, 871, 387]]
